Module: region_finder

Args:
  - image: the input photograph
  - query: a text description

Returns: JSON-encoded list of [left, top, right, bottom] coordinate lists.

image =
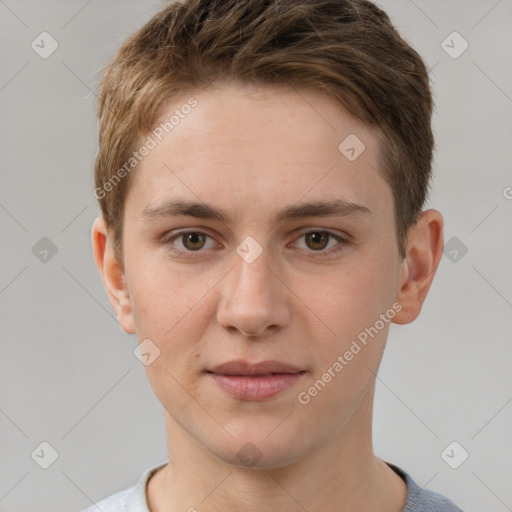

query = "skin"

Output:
[[92, 83, 443, 512]]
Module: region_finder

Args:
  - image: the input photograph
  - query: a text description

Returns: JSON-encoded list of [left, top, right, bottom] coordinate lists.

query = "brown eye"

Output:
[[181, 232, 207, 251], [304, 231, 330, 250], [163, 230, 217, 258], [293, 229, 348, 257]]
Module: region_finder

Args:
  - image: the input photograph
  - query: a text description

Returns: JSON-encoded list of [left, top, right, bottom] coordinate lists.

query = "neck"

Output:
[[147, 387, 407, 512]]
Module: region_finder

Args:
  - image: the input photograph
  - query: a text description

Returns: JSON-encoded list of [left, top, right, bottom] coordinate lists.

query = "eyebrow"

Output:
[[140, 198, 371, 224]]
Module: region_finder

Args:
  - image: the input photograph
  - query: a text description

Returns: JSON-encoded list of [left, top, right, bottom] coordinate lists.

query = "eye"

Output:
[[293, 229, 348, 256], [164, 230, 217, 256]]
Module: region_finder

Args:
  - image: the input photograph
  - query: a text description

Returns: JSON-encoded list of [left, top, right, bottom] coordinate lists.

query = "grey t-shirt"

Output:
[[80, 460, 464, 512]]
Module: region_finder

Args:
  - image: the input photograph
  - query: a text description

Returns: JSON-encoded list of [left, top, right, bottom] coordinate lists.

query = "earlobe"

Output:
[[91, 217, 136, 334], [392, 209, 444, 325]]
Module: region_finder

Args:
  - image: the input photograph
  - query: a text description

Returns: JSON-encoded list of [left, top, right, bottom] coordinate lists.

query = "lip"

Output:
[[206, 360, 306, 401], [208, 359, 305, 376]]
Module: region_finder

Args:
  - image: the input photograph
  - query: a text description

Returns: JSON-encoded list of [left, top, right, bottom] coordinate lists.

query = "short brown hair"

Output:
[[94, 0, 434, 262]]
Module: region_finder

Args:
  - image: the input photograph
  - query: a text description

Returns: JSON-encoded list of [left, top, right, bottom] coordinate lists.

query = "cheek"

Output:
[[297, 283, 392, 417], [298, 252, 398, 388], [127, 256, 216, 375], [127, 255, 204, 335], [130, 265, 209, 412], [306, 258, 395, 334]]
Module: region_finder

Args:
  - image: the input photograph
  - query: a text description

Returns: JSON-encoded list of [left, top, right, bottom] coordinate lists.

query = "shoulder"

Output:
[[80, 487, 131, 512], [78, 460, 168, 512], [386, 462, 465, 512], [406, 484, 465, 512]]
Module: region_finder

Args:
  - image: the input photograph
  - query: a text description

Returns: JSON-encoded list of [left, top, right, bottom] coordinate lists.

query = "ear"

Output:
[[392, 209, 444, 325], [91, 217, 136, 334]]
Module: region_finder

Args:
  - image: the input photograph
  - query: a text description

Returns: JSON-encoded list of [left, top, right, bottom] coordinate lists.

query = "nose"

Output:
[[216, 246, 290, 338]]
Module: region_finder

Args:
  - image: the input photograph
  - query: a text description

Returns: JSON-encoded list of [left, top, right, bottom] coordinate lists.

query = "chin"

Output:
[[208, 423, 311, 471]]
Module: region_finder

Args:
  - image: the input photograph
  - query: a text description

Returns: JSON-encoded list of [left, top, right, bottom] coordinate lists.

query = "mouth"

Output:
[[209, 372, 306, 376], [207, 359, 306, 376], [205, 360, 307, 400], [206, 370, 306, 378]]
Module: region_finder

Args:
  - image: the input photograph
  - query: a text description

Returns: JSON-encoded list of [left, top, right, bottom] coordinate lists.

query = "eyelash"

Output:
[[162, 229, 349, 259]]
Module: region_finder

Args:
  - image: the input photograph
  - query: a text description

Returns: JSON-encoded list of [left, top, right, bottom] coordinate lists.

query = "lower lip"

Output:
[[207, 372, 306, 400]]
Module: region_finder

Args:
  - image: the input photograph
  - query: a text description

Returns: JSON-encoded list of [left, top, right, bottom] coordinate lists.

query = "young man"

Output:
[[86, 0, 464, 510]]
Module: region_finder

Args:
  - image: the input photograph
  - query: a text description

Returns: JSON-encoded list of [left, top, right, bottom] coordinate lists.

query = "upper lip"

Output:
[[207, 360, 305, 376]]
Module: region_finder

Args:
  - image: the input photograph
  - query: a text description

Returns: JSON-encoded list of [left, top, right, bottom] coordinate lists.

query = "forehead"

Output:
[[125, 83, 392, 221]]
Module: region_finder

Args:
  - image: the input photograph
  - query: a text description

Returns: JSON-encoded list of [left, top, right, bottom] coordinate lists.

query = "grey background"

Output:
[[1, 0, 511, 511]]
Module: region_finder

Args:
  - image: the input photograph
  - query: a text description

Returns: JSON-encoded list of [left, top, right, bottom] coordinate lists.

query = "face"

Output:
[[102, 83, 411, 468]]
